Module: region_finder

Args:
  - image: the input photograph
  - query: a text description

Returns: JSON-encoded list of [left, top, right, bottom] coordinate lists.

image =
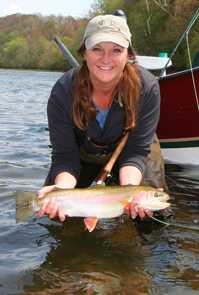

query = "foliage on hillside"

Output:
[[0, 13, 89, 71], [0, 0, 198, 72]]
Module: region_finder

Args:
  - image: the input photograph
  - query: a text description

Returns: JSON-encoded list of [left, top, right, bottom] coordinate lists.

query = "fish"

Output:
[[14, 185, 171, 232]]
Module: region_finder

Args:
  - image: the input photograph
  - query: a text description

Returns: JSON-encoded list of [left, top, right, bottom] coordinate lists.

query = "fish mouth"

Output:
[[158, 196, 170, 202], [153, 196, 170, 205], [146, 195, 171, 210], [157, 201, 171, 207]]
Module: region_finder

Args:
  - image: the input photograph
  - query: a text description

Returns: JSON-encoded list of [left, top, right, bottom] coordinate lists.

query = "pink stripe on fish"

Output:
[[60, 193, 130, 204]]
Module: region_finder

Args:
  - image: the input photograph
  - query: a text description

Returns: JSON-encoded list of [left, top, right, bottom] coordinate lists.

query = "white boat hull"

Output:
[[161, 146, 199, 165]]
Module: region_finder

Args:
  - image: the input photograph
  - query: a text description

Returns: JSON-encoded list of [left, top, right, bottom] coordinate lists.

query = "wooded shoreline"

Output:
[[0, 0, 198, 72]]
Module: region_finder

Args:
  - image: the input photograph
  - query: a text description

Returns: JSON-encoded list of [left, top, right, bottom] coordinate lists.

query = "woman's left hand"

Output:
[[124, 187, 164, 219], [124, 204, 153, 219]]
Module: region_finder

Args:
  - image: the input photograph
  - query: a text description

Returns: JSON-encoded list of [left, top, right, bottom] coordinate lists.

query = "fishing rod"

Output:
[[96, 132, 129, 185], [54, 37, 79, 67], [157, 7, 199, 81]]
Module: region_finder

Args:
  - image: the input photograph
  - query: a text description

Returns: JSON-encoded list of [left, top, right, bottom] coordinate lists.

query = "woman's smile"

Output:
[[98, 66, 113, 70]]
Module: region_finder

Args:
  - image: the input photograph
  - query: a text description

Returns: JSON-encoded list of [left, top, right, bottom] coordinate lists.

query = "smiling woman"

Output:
[[36, 14, 168, 223]]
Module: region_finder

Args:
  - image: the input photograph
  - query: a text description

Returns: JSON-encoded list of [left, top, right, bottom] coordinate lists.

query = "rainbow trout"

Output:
[[14, 185, 170, 232]]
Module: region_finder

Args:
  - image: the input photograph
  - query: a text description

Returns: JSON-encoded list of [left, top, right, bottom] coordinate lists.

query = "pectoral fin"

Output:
[[84, 217, 98, 232], [119, 200, 131, 207]]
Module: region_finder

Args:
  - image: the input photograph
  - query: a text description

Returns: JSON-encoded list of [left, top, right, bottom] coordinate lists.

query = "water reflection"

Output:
[[0, 70, 199, 294], [20, 218, 160, 294]]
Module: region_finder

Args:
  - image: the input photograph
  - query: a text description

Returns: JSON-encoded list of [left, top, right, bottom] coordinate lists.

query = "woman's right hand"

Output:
[[37, 185, 66, 222], [37, 172, 77, 222]]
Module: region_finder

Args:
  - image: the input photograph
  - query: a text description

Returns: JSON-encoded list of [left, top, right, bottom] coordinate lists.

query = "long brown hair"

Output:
[[72, 42, 141, 131]]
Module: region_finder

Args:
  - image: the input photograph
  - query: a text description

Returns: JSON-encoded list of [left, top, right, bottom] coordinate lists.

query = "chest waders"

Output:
[[141, 134, 169, 194], [75, 147, 114, 188], [44, 133, 168, 194]]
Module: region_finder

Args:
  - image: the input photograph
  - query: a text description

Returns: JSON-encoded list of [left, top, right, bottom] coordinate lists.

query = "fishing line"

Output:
[[151, 216, 170, 226], [151, 214, 199, 230], [169, 223, 199, 230], [157, 7, 199, 81], [186, 10, 199, 113], [175, 210, 199, 224]]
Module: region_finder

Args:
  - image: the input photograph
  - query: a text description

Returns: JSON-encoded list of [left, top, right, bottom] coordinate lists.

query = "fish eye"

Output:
[[154, 192, 159, 197]]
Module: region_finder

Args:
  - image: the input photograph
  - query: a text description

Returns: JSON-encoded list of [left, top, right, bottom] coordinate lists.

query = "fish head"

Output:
[[133, 188, 171, 211]]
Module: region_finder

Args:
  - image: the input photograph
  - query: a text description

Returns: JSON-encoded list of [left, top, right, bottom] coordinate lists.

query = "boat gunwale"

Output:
[[159, 66, 199, 81]]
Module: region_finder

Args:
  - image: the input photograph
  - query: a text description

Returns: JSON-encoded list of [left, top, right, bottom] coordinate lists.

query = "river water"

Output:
[[0, 69, 199, 295]]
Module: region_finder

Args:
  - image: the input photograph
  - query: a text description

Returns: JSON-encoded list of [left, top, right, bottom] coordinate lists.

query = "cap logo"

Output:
[[97, 20, 121, 32]]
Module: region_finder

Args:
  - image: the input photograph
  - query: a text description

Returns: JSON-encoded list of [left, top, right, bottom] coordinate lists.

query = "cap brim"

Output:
[[85, 33, 129, 49]]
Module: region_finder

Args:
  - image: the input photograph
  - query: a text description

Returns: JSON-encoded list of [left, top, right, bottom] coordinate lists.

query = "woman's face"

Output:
[[83, 42, 129, 87]]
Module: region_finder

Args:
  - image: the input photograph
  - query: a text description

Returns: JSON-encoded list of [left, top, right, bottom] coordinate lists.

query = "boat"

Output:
[[157, 66, 199, 165], [137, 54, 199, 165]]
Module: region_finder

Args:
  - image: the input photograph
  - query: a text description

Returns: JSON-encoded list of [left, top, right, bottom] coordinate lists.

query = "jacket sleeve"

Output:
[[47, 69, 81, 183], [119, 67, 160, 175]]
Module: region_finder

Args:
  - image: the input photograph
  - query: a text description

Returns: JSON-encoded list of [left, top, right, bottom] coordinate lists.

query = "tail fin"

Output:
[[14, 191, 37, 223]]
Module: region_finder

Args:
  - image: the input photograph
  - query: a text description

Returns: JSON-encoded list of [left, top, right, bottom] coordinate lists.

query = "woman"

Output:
[[38, 14, 168, 222]]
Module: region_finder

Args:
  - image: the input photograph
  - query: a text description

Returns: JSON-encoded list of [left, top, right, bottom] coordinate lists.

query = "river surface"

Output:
[[0, 69, 199, 295]]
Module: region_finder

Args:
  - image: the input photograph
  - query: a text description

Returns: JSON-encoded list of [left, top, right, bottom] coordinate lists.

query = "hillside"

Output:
[[0, 13, 88, 71], [0, 0, 198, 72]]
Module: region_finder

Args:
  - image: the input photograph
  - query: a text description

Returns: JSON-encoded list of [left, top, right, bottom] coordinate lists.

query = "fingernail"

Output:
[[131, 216, 136, 220]]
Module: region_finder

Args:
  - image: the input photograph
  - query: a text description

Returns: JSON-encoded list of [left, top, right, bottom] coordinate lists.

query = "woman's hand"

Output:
[[37, 185, 66, 222], [124, 204, 153, 219], [119, 166, 152, 218], [37, 172, 77, 222], [124, 188, 163, 219]]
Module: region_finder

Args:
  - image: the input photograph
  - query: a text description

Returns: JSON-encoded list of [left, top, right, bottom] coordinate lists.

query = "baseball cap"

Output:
[[83, 14, 131, 49]]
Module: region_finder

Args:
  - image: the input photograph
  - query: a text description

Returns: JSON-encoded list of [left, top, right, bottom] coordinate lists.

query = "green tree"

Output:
[[0, 54, 3, 67], [38, 40, 68, 70], [89, 0, 124, 17], [3, 37, 28, 68]]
